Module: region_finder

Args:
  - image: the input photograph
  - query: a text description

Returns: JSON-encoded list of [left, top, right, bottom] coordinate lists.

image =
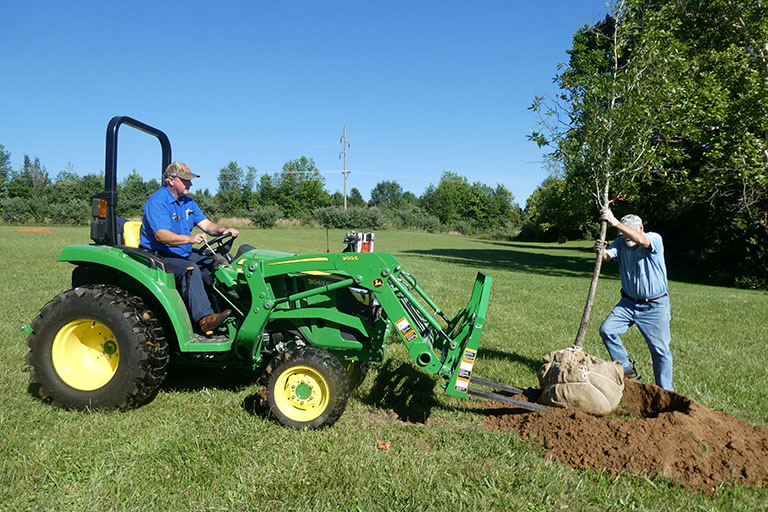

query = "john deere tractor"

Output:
[[23, 116, 545, 429]]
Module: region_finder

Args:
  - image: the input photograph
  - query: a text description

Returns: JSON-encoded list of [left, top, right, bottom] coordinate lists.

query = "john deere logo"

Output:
[[373, 278, 384, 288]]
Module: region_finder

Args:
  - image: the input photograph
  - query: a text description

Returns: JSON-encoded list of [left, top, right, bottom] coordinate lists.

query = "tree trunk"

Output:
[[573, 180, 611, 348]]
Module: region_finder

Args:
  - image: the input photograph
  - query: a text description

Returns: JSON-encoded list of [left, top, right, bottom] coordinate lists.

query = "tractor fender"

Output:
[[59, 245, 195, 344]]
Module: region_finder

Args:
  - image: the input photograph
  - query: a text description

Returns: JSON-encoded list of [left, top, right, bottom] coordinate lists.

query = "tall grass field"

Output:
[[1, 225, 766, 511]]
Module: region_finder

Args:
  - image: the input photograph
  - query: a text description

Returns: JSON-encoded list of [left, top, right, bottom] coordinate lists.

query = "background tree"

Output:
[[420, 171, 519, 231], [216, 161, 246, 216], [369, 180, 405, 208], [257, 173, 276, 207], [0, 144, 11, 198], [118, 170, 159, 218], [347, 187, 366, 208], [272, 156, 329, 217], [520, 175, 593, 241], [7, 155, 49, 198]]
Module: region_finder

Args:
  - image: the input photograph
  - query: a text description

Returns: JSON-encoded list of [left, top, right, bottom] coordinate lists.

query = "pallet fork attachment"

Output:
[[468, 376, 548, 413], [384, 268, 547, 413]]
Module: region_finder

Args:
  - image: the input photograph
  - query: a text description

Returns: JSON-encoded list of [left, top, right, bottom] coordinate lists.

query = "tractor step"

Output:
[[191, 333, 230, 344], [468, 376, 548, 413]]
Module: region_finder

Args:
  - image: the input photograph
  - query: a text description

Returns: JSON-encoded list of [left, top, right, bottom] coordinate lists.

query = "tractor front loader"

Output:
[[23, 116, 545, 429]]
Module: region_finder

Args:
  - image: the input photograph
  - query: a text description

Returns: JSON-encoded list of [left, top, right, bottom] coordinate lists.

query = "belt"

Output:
[[621, 289, 668, 303]]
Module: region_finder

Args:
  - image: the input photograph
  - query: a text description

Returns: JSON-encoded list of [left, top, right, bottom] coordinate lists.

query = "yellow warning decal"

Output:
[[395, 316, 417, 343], [454, 348, 477, 392]]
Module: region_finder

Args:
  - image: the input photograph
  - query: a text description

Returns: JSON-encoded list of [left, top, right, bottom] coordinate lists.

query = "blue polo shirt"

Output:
[[606, 231, 668, 300], [139, 186, 206, 257]]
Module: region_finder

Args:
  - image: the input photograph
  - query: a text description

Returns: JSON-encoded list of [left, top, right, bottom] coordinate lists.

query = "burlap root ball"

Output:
[[537, 347, 624, 416]]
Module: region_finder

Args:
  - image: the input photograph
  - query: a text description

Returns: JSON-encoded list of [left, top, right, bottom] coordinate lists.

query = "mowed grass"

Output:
[[1, 225, 766, 511]]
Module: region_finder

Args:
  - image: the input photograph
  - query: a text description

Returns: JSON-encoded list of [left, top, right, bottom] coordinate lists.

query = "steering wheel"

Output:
[[199, 232, 236, 259]]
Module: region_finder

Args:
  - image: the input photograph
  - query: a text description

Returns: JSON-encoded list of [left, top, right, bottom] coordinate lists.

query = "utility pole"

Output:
[[340, 125, 350, 209]]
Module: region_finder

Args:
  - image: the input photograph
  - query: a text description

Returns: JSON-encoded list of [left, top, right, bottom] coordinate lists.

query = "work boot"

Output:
[[199, 309, 232, 335], [624, 368, 639, 380]]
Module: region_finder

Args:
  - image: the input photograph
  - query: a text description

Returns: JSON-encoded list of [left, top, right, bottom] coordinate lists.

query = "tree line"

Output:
[[0, 147, 522, 236]]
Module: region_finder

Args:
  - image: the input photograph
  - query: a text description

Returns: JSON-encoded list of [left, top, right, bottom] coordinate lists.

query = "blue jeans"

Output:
[[599, 295, 673, 391], [159, 251, 215, 322]]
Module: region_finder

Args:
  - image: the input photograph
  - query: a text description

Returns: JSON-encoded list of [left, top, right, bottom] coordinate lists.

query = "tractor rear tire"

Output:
[[265, 347, 350, 429], [26, 285, 169, 410]]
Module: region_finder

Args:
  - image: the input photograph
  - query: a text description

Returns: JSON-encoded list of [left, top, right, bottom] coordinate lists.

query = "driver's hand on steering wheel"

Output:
[[223, 228, 239, 238], [190, 233, 207, 244]]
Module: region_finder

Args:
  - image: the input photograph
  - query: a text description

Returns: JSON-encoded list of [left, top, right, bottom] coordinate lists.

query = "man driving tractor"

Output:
[[139, 161, 239, 335]]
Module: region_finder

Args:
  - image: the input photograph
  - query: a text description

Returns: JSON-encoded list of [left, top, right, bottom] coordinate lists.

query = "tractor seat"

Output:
[[123, 221, 142, 248]]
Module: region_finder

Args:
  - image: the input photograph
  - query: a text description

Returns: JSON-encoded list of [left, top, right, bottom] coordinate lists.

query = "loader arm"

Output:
[[220, 250, 546, 412], [233, 251, 488, 395]]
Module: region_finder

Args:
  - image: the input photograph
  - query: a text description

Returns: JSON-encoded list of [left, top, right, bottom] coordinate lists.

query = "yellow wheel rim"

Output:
[[273, 365, 330, 422], [52, 319, 119, 391]]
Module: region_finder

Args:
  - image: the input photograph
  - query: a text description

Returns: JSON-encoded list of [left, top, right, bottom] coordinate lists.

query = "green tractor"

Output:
[[24, 116, 545, 429]]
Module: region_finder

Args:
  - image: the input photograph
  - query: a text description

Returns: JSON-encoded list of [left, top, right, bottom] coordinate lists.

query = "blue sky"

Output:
[[1, 1, 609, 204]]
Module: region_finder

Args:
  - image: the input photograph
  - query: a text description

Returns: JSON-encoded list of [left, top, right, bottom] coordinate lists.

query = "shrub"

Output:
[[27, 195, 49, 223], [312, 206, 385, 229], [386, 208, 441, 231], [49, 199, 90, 225], [448, 220, 474, 236], [248, 205, 283, 228], [1, 197, 28, 223]]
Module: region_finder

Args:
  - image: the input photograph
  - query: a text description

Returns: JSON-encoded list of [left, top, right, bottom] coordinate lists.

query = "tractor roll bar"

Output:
[[105, 116, 172, 192], [93, 116, 172, 246]]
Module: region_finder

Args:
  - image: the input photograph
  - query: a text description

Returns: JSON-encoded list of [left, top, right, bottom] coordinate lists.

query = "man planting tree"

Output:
[[596, 209, 673, 391]]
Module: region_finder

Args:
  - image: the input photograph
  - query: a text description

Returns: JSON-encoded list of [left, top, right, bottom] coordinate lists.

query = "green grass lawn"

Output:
[[1, 225, 766, 511]]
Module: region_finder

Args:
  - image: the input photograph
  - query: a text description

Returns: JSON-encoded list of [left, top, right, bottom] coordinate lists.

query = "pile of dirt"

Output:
[[484, 381, 768, 493], [16, 227, 53, 234]]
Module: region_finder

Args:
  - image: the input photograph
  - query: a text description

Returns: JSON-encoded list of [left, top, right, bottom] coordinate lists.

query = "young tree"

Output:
[[530, 1, 662, 346]]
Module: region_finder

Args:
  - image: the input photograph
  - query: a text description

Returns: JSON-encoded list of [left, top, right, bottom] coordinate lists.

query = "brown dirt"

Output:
[[15, 227, 53, 233], [483, 381, 768, 494]]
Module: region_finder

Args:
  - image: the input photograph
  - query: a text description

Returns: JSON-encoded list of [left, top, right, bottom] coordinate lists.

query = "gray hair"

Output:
[[620, 214, 643, 229]]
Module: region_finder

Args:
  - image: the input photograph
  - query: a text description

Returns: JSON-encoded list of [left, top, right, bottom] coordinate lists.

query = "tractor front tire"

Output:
[[265, 347, 350, 429], [26, 285, 169, 411]]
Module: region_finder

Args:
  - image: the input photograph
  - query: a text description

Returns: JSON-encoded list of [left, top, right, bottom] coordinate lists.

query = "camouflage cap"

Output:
[[163, 161, 200, 180]]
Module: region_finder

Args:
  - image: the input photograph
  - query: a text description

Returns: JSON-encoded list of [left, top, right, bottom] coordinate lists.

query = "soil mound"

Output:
[[484, 381, 768, 493], [16, 227, 53, 233]]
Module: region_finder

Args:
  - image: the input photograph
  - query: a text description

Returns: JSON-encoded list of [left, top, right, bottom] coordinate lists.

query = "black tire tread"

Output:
[[26, 284, 169, 410], [264, 346, 350, 429]]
